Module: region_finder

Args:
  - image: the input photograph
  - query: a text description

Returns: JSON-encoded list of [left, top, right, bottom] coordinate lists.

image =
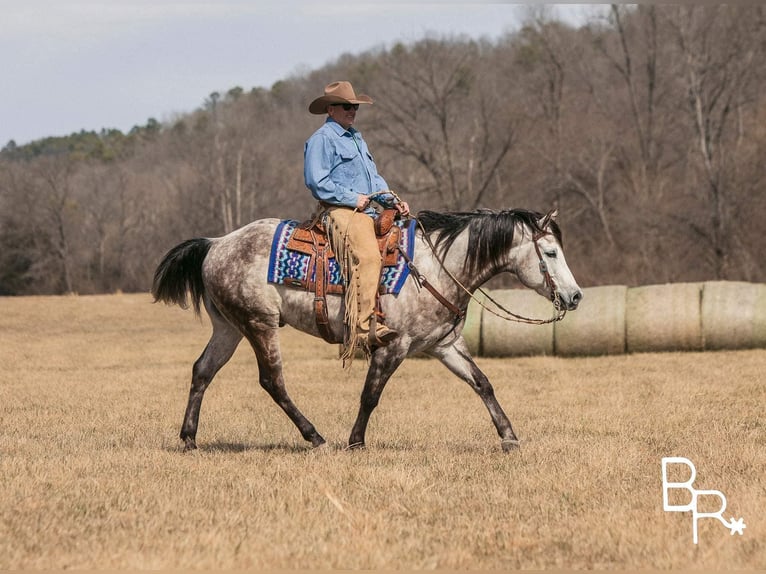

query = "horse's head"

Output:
[[416, 207, 583, 312], [514, 210, 582, 311]]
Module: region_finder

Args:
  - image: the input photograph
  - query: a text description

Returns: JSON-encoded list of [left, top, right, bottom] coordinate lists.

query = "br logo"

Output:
[[662, 457, 746, 544]]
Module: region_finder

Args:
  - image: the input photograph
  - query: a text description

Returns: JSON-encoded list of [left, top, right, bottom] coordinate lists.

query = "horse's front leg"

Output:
[[348, 344, 407, 449], [428, 337, 520, 452]]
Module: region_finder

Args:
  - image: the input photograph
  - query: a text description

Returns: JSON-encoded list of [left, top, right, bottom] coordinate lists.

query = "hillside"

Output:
[[1, 5, 765, 295]]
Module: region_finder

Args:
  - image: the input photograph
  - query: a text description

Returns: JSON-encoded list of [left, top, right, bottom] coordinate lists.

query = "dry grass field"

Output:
[[0, 293, 763, 569]]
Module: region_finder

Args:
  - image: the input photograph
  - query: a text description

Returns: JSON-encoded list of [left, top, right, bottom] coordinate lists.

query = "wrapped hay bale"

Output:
[[626, 282, 703, 353], [480, 289, 555, 357], [554, 285, 627, 356], [701, 281, 766, 350], [462, 290, 486, 356]]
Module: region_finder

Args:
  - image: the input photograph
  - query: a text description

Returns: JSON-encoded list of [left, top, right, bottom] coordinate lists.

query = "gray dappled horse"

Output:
[[151, 209, 582, 452]]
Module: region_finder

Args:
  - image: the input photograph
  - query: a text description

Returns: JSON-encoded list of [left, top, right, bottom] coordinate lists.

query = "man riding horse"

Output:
[[304, 81, 410, 362], [152, 81, 583, 453]]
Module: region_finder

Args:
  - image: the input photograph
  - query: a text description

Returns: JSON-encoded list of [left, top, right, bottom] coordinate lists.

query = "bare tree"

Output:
[[367, 39, 516, 210], [512, 14, 623, 251], [667, 5, 765, 278], [79, 164, 136, 291], [31, 157, 82, 293]]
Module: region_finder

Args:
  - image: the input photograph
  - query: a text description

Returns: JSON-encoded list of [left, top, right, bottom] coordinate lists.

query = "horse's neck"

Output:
[[415, 229, 495, 297], [414, 221, 535, 295]]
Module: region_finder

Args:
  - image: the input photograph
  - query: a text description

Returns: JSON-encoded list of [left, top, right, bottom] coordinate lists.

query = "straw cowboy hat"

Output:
[[309, 81, 374, 114]]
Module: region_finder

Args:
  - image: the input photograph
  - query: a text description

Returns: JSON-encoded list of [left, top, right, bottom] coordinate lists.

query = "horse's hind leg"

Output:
[[429, 337, 520, 452], [245, 325, 326, 448], [180, 301, 242, 451]]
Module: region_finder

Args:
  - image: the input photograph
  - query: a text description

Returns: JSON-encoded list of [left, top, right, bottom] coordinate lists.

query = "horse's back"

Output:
[[202, 218, 336, 337]]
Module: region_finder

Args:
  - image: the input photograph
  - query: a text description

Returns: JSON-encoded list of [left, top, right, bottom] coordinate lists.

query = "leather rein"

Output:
[[402, 217, 567, 325]]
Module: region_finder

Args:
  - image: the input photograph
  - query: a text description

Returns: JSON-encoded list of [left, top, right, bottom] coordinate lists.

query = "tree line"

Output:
[[1, 5, 765, 296]]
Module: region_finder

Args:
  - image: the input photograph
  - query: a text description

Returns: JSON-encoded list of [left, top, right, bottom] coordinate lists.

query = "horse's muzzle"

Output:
[[561, 289, 583, 311], [554, 288, 583, 311]]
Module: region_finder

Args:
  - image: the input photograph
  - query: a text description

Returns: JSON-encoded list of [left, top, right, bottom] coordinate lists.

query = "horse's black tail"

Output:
[[151, 238, 212, 315]]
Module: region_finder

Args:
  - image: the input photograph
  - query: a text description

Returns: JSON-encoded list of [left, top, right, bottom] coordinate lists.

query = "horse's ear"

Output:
[[540, 209, 558, 228]]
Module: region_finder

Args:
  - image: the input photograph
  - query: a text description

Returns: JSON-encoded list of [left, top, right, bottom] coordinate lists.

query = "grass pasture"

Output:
[[0, 293, 764, 569]]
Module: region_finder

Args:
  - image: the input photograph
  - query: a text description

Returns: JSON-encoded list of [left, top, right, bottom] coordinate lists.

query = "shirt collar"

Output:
[[325, 117, 357, 137]]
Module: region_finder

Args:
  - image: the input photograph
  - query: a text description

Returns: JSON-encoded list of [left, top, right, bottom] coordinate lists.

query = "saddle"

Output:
[[284, 209, 403, 343]]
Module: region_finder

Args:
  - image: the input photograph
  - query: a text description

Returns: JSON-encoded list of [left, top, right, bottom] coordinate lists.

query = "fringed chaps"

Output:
[[324, 207, 383, 367]]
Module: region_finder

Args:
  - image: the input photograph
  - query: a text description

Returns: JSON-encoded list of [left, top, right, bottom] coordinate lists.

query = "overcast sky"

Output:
[[1, 1, 608, 146]]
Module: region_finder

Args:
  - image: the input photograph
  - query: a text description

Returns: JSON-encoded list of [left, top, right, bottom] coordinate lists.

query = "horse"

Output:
[[151, 208, 582, 453]]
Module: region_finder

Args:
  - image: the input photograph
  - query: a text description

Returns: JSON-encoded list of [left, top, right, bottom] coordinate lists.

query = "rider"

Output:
[[304, 81, 410, 360]]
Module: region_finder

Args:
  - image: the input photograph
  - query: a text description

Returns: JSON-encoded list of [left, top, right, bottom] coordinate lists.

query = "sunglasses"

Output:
[[330, 103, 359, 111]]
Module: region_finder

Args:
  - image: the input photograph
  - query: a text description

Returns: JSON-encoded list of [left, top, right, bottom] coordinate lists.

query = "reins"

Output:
[[347, 191, 463, 321], [408, 215, 567, 326], [396, 243, 464, 319], [336, 192, 566, 326]]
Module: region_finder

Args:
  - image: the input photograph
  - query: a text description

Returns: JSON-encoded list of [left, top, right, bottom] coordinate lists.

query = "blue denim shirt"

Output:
[[304, 118, 396, 215]]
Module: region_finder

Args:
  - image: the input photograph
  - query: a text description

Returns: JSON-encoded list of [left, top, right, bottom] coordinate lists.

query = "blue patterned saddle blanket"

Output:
[[267, 218, 416, 295]]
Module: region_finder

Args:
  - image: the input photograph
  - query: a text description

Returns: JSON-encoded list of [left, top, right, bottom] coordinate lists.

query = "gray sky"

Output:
[[1, 1, 607, 146]]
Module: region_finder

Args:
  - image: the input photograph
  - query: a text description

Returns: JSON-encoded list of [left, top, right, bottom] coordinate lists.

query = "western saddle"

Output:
[[284, 209, 402, 343]]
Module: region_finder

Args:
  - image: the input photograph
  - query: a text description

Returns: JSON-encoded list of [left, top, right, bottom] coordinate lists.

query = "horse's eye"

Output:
[[545, 250, 557, 258]]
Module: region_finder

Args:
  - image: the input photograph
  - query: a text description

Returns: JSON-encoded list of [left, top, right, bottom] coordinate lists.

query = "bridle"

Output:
[[408, 217, 567, 325], [474, 229, 566, 325], [531, 230, 564, 312]]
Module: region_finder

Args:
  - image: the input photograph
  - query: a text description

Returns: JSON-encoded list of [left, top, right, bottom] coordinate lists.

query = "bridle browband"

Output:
[[406, 216, 567, 325]]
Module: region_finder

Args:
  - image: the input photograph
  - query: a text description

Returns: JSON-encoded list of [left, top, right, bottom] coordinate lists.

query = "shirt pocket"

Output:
[[334, 141, 360, 179]]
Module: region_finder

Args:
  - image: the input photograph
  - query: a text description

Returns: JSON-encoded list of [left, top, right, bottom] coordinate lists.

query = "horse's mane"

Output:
[[416, 209, 562, 275]]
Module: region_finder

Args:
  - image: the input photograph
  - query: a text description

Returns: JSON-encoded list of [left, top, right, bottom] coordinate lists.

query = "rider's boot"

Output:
[[366, 311, 398, 347]]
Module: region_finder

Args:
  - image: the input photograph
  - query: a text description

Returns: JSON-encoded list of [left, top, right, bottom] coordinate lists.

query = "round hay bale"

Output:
[[554, 285, 627, 356], [701, 281, 766, 350], [626, 282, 703, 353], [480, 289, 555, 357], [462, 290, 487, 356]]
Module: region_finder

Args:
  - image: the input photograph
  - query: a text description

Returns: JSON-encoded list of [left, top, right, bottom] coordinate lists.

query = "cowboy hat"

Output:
[[309, 81, 373, 114]]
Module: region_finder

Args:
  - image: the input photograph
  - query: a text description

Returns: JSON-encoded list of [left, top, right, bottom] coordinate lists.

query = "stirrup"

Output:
[[368, 326, 398, 347], [368, 313, 398, 347]]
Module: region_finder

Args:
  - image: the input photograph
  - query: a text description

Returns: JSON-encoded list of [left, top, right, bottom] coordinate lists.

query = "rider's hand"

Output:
[[395, 201, 410, 217], [356, 194, 370, 211]]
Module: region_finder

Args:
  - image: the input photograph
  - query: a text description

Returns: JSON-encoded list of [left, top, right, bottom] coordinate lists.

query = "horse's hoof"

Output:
[[310, 436, 327, 449], [501, 439, 520, 453], [182, 439, 198, 452]]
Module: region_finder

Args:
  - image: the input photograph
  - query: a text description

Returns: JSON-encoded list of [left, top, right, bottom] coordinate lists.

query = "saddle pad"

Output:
[[267, 218, 416, 295]]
